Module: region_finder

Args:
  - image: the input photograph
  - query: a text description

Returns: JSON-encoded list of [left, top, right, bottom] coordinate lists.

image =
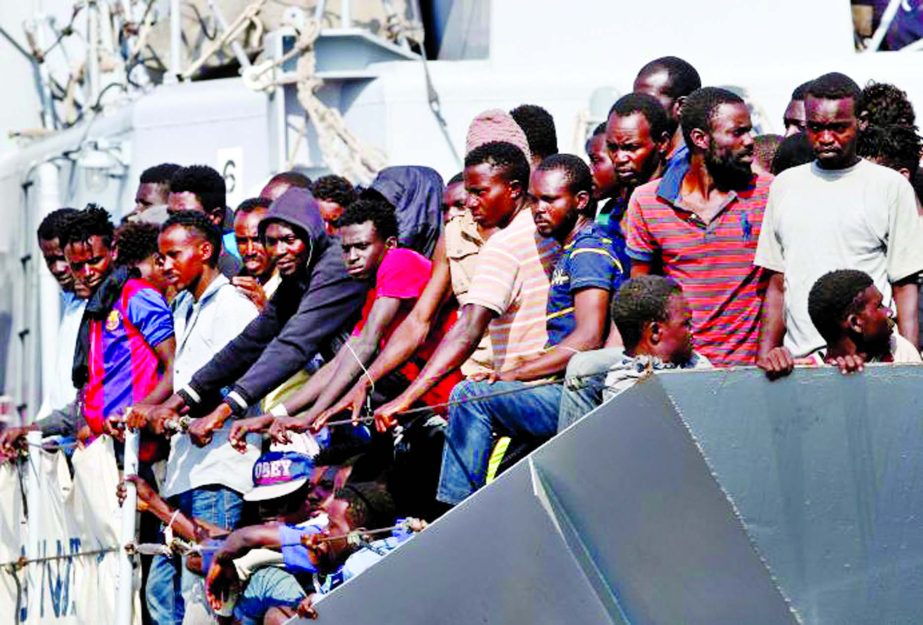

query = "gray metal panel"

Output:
[[532, 376, 798, 625], [279, 366, 923, 624], [313, 30, 418, 72], [658, 366, 923, 624], [310, 460, 618, 625]]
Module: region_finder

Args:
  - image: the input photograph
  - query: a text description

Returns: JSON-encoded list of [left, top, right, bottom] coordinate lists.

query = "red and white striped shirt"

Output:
[[625, 162, 771, 367]]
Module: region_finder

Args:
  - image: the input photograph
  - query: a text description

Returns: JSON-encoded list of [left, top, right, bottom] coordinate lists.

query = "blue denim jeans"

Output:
[[436, 380, 562, 506], [557, 348, 623, 433], [146, 550, 183, 625], [145, 486, 244, 625], [235, 567, 307, 625]]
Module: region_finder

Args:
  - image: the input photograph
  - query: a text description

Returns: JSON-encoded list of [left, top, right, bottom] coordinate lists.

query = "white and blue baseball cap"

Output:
[[244, 450, 315, 502]]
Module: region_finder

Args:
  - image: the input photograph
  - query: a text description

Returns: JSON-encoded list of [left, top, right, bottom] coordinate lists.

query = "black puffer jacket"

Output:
[[180, 187, 369, 414]]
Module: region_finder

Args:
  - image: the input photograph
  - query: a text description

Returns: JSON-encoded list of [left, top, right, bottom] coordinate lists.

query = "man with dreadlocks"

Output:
[[114, 220, 171, 296], [63, 205, 175, 442]]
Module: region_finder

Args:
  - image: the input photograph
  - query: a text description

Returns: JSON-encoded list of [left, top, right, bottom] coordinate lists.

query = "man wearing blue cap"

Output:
[[205, 453, 405, 624], [120, 450, 326, 624]]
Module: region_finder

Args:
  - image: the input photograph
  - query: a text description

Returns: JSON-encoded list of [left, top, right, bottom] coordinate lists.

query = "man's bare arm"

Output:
[[756, 270, 794, 378], [362, 235, 453, 384], [303, 297, 404, 426], [504, 288, 610, 381], [373, 303, 494, 428], [316, 236, 453, 423], [630, 260, 652, 277], [892, 277, 919, 346], [139, 338, 176, 406]]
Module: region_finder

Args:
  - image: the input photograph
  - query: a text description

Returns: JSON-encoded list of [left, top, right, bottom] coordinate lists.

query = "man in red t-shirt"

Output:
[[229, 198, 458, 446]]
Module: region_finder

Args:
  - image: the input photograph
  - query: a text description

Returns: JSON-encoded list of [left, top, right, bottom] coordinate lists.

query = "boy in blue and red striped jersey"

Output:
[[62, 205, 175, 442], [625, 87, 771, 367]]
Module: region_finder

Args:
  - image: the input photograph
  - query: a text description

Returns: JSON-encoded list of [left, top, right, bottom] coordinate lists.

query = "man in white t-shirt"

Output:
[[804, 269, 921, 373], [129, 210, 258, 625], [754, 72, 923, 377]]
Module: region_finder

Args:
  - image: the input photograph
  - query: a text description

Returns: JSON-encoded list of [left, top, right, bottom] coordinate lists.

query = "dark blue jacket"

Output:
[[180, 187, 369, 414], [368, 166, 444, 258]]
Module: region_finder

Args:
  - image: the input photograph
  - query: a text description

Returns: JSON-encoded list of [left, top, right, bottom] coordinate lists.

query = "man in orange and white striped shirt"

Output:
[[436, 155, 623, 506], [373, 141, 559, 427]]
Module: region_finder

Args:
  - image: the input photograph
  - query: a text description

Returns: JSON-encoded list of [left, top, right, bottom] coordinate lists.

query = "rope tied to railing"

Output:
[[156, 366, 657, 437]]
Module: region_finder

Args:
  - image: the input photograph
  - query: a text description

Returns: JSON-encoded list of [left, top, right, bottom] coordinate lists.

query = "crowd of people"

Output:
[[2, 54, 923, 624]]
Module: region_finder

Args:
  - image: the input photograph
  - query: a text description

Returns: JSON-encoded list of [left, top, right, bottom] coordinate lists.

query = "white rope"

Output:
[[242, 18, 385, 185], [294, 27, 387, 185], [245, 22, 378, 205], [343, 339, 375, 418], [181, 0, 268, 79]]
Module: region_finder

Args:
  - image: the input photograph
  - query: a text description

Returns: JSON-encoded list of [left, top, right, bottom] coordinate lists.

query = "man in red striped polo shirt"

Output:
[[625, 87, 770, 367]]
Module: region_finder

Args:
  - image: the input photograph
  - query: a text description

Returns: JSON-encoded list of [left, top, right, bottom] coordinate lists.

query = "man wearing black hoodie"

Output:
[[364, 165, 445, 258], [130, 188, 369, 447]]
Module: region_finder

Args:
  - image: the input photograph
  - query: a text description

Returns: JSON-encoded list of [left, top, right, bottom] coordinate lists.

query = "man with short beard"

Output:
[[231, 197, 279, 311], [436, 155, 621, 507], [605, 93, 672, 200], [555, 94, 673, 413], [625, 87, 770, 367]]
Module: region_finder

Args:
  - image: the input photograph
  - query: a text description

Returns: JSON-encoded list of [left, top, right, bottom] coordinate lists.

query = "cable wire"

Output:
[[0, 546, 120, 571]]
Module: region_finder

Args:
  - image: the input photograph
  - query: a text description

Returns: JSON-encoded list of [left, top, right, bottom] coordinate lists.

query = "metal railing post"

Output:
[[24, 430, 43, 620], [115, 429, 140, 625], [865, 0, 903, 52]]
